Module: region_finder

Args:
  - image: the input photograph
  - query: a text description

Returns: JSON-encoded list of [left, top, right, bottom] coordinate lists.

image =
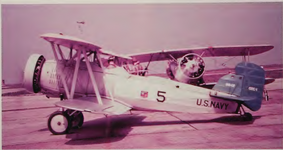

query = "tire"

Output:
[[47, 111, 71, 135], [71, 111, 84, 129], [243, 112, 253, 121]]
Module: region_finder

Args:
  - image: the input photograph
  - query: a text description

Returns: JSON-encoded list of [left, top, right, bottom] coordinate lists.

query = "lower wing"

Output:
[[55, 97, 132, 115]]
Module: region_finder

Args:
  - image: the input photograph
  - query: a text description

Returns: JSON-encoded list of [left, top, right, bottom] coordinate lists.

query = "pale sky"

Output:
[[2, 3, 282, 84]]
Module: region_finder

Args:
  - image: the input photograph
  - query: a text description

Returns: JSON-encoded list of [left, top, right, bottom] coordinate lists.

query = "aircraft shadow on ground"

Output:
[[64, 114, 146, 145], [64, 114, 261, 145]]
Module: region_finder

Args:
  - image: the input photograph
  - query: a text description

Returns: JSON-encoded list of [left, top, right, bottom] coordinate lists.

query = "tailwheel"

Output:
[[48, 111, 72, 135], [239, 105, 253, 121], [243, 112, 253, 121]]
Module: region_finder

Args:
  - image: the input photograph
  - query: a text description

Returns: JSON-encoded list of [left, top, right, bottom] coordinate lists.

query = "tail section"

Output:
[[213, 62, 265, 111]]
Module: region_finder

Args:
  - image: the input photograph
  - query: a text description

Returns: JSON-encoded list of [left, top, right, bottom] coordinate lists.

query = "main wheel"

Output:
[[71, 111, 84, 129], [48, 111, 71, 135]]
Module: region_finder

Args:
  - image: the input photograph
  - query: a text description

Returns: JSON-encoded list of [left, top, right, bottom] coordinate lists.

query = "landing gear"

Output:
[[48, 111, 71, 135], [47, 109, 84, 135], [69, 110, 84, 129], [242, 112, 253, 121], [239, 105, 253, 121], [264, 89, 269, 101]]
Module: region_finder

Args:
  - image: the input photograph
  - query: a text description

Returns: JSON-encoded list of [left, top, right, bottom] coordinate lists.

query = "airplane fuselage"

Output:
[[39, 60, 239, 114]]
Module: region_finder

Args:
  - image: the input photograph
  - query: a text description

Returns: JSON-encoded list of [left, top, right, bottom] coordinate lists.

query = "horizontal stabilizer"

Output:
[[199, 82, 217, 89], [265, 78, 275, 85], [201, 77, 274, 89], [210, 92, 258, 102]]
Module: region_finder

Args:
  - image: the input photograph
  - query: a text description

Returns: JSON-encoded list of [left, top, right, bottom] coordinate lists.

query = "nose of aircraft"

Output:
[[178, 53, 206, 80], [23, 54, 46, 93], [183, 59, 198, 74]]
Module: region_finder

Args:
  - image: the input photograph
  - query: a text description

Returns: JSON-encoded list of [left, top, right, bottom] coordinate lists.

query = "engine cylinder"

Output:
[[178, 53, 205, 79], [23, 54, 46, 93]]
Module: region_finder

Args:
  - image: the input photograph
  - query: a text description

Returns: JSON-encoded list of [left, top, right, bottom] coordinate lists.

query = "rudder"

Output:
[[213, 62, 265, 111], [235, 62, 265, 111]]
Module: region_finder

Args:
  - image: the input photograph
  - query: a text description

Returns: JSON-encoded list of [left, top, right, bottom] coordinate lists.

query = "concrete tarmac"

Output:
[[2, 79, 283, 149]]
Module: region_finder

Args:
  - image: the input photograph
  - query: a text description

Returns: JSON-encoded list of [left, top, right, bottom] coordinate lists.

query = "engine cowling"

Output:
[[23, 54, 46, 93], [167, 53, 206, 84], [178, 53, 205, 79]]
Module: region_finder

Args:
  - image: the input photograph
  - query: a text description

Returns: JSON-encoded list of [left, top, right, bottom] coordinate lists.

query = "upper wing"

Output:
[[128, 45, 274, 62], [55, 97, 132, 115], [41, 33, 132, 60], [41, 33, 101, 52]]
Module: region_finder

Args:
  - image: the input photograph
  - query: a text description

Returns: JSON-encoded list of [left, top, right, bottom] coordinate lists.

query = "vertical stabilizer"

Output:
[[213, 62, 265, 111]]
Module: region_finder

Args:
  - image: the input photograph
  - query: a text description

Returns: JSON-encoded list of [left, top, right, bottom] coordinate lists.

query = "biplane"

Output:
[[23, 33, 274, 135]]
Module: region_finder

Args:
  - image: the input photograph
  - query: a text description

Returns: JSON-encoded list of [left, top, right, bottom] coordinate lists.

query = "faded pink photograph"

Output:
[[2, 3, 282, 149]]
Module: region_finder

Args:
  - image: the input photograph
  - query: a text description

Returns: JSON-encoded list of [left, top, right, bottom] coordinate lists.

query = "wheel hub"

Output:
[[50, 114, 68, 133]]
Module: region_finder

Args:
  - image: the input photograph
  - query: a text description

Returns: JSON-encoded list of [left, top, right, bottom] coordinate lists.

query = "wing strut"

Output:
[[144, 54, 154, 72], [50, 42, 71, 98], [57, 44, 65, 60], [69, 50, 81, 98], [242, 49, 251, 62], [58, 67, 70, 99], [168, 54, 177, 61], [82, 49, 103, 105], [50, 42, 59, 61], [70, 47, 73, 59]]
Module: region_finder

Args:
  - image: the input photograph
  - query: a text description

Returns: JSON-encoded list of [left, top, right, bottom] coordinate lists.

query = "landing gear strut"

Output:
[[239, 105, 253, 121], [67, 110, 84, 129], [47, 109, 84, 135]]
